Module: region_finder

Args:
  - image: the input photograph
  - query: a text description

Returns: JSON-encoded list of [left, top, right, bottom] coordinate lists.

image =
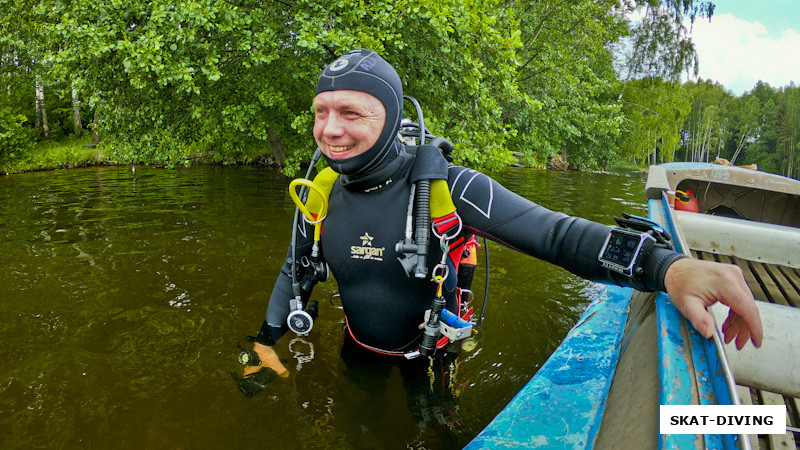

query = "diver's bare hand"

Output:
[[243, 343, 290, 378], [664, 258, 763, 350]]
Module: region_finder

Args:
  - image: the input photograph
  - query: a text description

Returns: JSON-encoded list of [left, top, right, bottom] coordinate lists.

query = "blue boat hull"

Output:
[[467, 184, 745, 449], [465, 284, 632, 449]]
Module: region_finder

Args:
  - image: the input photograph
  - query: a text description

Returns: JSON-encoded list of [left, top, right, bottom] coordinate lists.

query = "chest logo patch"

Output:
[[351, 232, 384, 261]]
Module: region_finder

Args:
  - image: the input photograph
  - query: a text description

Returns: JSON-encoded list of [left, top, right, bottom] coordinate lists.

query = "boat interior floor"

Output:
[[693, 250, 800, 308], [593, 290, 660, 449]]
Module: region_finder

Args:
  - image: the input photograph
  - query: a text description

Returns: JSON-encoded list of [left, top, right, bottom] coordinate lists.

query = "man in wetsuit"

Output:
[[245, 49, 763, 379]]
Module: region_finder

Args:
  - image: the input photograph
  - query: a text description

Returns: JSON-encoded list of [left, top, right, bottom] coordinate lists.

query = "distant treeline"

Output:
[[1, 0, 797, 177], [622, 79, 800, 178]]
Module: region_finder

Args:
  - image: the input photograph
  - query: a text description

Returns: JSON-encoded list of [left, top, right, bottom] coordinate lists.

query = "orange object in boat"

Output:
[[675, 189, 699, 212]]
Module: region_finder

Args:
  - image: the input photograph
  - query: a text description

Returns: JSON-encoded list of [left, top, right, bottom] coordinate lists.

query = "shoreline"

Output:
[[2, 136, 642, 177]]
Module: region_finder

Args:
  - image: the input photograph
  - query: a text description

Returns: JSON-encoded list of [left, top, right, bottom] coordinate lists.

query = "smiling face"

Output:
[[312, 90, 386, 161]]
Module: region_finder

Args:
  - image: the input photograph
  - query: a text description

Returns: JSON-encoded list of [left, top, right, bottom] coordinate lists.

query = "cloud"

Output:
[[689, 13, 800, 95]]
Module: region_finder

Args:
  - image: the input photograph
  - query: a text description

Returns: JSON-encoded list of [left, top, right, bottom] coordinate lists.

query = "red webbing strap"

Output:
[[433, 211, 467, 270], [344, 317, 410, 357]]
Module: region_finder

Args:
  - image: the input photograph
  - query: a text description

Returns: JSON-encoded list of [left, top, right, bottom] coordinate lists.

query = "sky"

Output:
[[686, 0, 800, 96]]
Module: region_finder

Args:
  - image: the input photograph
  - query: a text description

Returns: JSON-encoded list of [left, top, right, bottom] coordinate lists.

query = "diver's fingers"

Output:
[[243, 364, 262, 377], [254, 342, 289, 377]]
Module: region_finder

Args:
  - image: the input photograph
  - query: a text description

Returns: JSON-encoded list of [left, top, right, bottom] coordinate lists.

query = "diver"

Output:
[[240, 49, 762, 395]]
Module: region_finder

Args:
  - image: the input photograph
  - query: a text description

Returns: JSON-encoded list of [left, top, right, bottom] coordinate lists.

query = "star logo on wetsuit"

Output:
[[360, 232, 374, 246], [351, 232, 384, 261]]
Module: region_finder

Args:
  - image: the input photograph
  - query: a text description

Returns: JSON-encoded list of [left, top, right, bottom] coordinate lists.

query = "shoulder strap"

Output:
[[430, 179, 456, 218], [305, 158, 456, 220], [409, 144, 456, 219]]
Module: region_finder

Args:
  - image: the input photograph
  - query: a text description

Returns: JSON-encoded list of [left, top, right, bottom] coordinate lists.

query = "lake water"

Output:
[[0, 165, 646, 449]]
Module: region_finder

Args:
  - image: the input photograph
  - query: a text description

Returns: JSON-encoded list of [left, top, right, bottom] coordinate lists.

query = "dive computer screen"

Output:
[[599, 229, 653, 276]]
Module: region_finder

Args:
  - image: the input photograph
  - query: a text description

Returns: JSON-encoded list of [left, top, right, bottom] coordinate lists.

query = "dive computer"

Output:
[[598, 228, 657, 277]]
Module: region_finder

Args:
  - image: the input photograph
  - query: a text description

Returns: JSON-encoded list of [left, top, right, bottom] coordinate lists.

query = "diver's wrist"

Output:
[[253, 342, 274, 354]]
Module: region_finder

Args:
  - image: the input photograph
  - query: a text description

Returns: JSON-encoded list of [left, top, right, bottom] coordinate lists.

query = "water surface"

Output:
[[0, 165, 646, 449]]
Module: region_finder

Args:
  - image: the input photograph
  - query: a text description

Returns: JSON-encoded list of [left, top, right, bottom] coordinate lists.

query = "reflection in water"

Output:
[[289, 337, 315, 372], [0, 165, 645, 448]]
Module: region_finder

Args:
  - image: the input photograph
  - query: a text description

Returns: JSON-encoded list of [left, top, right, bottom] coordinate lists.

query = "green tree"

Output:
[[750, 80, 777, 110], [619, 0, 714, 81], [746, 98, 780, 173], [505, 0, 716, 170], [0, 108, 33, 160], [619, 78, 690, 165], [776, 85, 800, 177], [504, 0, 626, 170], [680, 80, 732, 162], [0, 0, 37, 135], [44, 0, 523, 172], [1, 0, 80, 147], [4, 0, 732, 172], [737, 81, 800, 177], [728, 95, 760, 164]]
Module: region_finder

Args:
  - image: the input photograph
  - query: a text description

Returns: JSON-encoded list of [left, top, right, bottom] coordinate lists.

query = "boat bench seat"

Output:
[[675, 210, 800, 269], [710, 301, 800, 398]]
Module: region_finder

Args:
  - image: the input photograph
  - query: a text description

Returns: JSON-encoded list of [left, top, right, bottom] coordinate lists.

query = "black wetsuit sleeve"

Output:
[[448, 166, 685, 292], [257, 219, 317, 345]]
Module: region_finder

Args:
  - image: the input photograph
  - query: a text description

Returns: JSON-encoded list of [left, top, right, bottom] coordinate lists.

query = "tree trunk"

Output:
[[268, 125, 287, 167], [92, 108, 101, 144], [35, 76, 50, 140], [71, 83, 83, 137], [730, 130, 748, 164], [35, 99, 41, 130]]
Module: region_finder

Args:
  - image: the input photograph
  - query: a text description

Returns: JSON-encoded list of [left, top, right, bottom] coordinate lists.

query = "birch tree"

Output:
[[71, 82, 82, 137], [34, 74, 50, 140], [617, 0, 714, 81], [619, 77, 690, 165], [729, 95, 760, 164]]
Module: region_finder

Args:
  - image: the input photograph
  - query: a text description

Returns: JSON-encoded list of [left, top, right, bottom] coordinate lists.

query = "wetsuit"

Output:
[[255, 48, 684, 353], [259, 147, 683, 353]]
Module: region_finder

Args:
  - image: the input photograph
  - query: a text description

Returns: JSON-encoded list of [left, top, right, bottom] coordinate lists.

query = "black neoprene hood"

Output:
[[315, 49, 404, 176]]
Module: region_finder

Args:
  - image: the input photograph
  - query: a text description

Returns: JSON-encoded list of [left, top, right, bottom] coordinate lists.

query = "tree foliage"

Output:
[[0, 108, 33, 159], [504, 0, 627, 170], [666, 80, 800, 178], [1, 0, 797, 177], [619, 78, 690, 165], [36, 0, 525, 171], [680, 80, 731, 162], [618, 0, 714, 81]]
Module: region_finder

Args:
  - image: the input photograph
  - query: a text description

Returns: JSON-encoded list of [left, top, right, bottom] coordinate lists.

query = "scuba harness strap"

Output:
[[286, 95, 477, 357], [295, 143, 475, 358], [396, 145, 455, 280]]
